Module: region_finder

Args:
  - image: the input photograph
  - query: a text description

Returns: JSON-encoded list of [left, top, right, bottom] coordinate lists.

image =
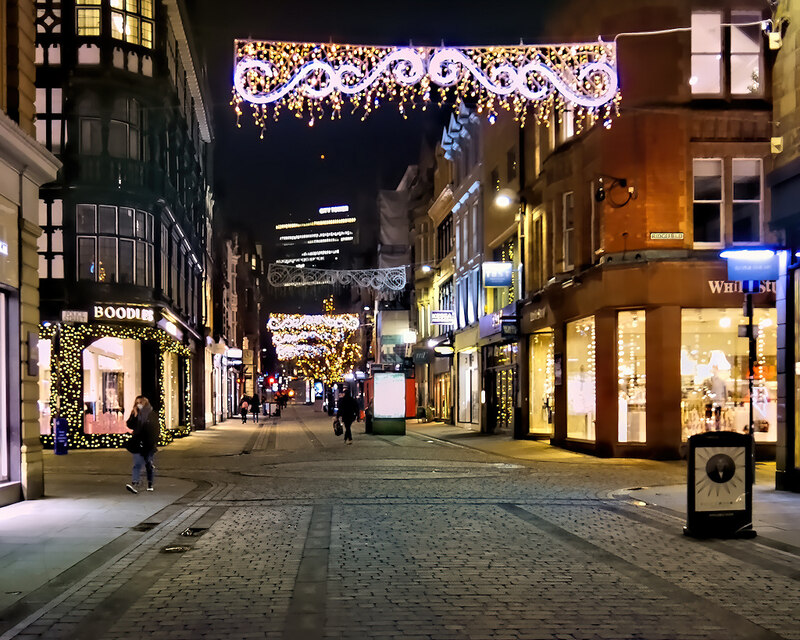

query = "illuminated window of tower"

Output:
[[76, 0, 101, 37], [111, 0, 155, 49]]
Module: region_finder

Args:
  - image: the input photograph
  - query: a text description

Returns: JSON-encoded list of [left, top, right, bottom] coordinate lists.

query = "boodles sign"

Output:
[[93, 305, 155, 323]]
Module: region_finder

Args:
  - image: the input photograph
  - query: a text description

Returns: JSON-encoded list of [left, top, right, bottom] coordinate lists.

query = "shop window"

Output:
[[0, 293, 7, 481], [434, 373, 451, 422], [617, 311, 646, 443], [163, 351, 180, 428], [566, 316, 596, 440], [680, 308, 777, 442], [691, 11, 763, 96], [529, 331, 554, 436], [80, 118, 102, 155], [693, 159, 723, 245], [457, 350, 480, 424], [38, 338, 53, 435], [77, 237, 96, 280], [82, 337, 141, 435]]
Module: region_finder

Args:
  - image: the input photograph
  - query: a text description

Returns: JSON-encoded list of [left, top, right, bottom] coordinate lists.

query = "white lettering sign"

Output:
[[650, 232, 684, 240], [93, 305, 155, 323], [431, 309, 455, 325], [318, 205, 350, 214], [707, 280, 776, 294], [62, 310, 89, 323]]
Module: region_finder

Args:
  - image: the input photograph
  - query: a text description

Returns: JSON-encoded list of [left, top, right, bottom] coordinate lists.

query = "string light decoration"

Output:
[[268, 263, 407, 291], [39, 323, 192, 449], [232, 40, 620, 133], [268, 313, 362, 383]]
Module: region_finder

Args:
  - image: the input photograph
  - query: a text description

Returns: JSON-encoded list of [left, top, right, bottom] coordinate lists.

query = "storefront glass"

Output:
[[0, 292, 8, 482], [38, 338, 53, 434], [529, 331, 554, 436], [681, 307, 777, 442], [618, 311, 646, 443], [457, 350, 480, 424], [434, 373, 451, 421], [164, 350, 180, 429], [83, 337, 141, 434], [484, 343, 518, 432], [566, 316, 596, 440]]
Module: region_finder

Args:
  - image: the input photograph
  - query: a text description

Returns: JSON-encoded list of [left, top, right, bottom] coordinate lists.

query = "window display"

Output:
[[680, 308, 777, 442], [529, 331, 554, 436], [618, 311, 646, 443], [434, 373, 451, 421], [457, 349, 479, 424], [0, 293, 8, 482], [484, 343, 518, 432], [83, 337, 141, 434], [566, 316, 596, 440], [38, 339, 53, 435], [164, 350, 180, 429]]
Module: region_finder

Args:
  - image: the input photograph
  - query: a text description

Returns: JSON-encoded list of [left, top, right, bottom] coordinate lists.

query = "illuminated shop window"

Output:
[[529, 331, 554, 436], [111, 0, 154, 48], [76, 0, 101, 37], [38, 339, 53, 435], [680, 308, 776, 443], [0, 293, 7, 481], [82, 337, 142, 435], [617, 311, 646, 443], [566, 316, 596, 440], [457, 350, 479, 424]]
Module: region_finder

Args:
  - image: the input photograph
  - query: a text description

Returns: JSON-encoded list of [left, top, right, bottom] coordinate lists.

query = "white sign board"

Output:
[[694, 446, 747, 512], [431, 309, 455, 325], [373, 372, 406, 419]]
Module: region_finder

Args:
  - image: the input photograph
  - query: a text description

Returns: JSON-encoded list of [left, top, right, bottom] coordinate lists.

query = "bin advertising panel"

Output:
[[373, 372, 406, 418]]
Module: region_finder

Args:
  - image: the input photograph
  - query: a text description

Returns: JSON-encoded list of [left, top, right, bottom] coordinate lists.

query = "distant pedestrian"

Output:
[[338, 389, 359, 445], [250, 395, 260, 422], [239, 396, 249, 423], [124, 396, 159, 493]]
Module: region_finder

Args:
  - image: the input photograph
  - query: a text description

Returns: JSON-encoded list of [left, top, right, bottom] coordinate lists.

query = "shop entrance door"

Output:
[[483, 342, 519, 434]]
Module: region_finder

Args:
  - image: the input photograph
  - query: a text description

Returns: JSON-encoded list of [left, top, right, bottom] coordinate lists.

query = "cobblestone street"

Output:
[[2, 405, 799, 640]]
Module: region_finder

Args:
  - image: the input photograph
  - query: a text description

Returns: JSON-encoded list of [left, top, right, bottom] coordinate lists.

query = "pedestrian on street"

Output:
[[124, 396, 159, 494], [250, 395, 260, 423], [338, 388, 359, 445], [239, 396, 249, 423]]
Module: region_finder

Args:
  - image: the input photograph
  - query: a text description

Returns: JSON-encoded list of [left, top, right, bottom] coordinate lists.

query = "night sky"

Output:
[[190, 0, 556, 241]]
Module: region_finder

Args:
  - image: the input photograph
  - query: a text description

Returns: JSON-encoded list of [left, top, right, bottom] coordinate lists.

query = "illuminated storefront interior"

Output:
[[617, 311, 646, 443], [457, 349, 480, 425], [680, 307, 777, 442], [566, 316, 596, 441], [82, 337, 141, 434], [434, 373, 450, 421], [0, 292, 8, 484], [529, 331, 554, 436], [484, 342, 518, 432]]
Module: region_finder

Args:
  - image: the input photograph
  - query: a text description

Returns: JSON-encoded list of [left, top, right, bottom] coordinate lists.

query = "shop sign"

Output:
[[725, 253, 780, 282], [479, 302, 518, 339], [707, 280, 776, 294], [0, 240, 8, 256], [649, 232, 684, 240], [412, 348, 432, 364], [62, 310, 89, 323], [483, 261, 513, 287], [431, 309, 455, 325], [92, 305, 155, 322]]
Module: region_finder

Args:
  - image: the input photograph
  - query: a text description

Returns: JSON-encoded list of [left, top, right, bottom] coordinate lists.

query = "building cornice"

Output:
[[428, 184, 454, 225], [0, 111, 61, 187], [164, 0, 212, 143]]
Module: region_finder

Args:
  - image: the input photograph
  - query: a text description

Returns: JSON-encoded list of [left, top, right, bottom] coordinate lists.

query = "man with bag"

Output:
[[338, 388, 359, 445]]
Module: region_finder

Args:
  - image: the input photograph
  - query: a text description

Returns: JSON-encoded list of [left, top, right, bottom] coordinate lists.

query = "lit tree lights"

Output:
[[232, 40, 620, 134], [39, 323, 192, 449], [268, 313, 362, 383]]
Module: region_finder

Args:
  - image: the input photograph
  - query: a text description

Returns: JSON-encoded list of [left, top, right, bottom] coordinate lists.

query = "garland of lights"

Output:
[[232, 40, 619, 132], [269, 313, 362, 383], [39, 323, 192, 450], [268, 263, 407, 291]]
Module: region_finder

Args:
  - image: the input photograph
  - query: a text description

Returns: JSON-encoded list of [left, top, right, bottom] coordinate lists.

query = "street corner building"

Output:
[[31, 0, 215, 452]]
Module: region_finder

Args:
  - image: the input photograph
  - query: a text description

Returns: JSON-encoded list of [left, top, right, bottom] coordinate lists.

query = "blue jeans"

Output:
[[132, 452, 155, 486]]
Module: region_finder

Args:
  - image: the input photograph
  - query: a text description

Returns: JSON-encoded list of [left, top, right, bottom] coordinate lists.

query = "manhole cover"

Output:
[[132, 522, 158, 532], [161, 545, 192, 554]]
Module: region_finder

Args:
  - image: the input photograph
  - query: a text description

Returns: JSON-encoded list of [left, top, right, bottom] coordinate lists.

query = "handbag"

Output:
[[333, 418, 343, 436], [124, 436, 142, 453]]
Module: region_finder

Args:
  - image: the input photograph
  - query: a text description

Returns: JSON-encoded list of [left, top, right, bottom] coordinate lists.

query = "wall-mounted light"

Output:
[[494, 188, 517, 208], [595, 175, 637, 208], [421, 265, 432, 273]]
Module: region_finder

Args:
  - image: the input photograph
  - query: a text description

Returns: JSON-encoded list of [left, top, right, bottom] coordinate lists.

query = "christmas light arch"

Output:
[[39, 323, 192, 450], [233, 40, 620, 131]]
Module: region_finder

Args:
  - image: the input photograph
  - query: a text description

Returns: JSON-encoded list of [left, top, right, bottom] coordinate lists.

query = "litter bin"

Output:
[[684, 431, 756, 538], [54, 417, 69, 455]]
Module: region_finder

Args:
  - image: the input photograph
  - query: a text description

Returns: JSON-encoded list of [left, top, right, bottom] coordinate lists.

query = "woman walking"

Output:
[[125, 396, 160, 494]]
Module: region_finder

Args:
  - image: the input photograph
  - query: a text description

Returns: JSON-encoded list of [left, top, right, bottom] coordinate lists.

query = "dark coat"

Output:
[[338, 394, 359, 423], [126, 405, 160, 454]]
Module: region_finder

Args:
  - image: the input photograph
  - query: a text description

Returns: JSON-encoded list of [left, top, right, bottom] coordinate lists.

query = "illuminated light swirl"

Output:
[[267, 263, 407, 291]]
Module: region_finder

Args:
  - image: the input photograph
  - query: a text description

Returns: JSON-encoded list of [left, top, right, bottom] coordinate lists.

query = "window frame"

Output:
[[562, 191, 575, 271]]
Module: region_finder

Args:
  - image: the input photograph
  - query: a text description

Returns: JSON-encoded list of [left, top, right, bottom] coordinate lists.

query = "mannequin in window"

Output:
[[705, 366, 728, 431]]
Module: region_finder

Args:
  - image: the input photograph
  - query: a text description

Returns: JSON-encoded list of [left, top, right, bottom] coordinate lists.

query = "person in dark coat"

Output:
[[338, 389, 359, 445], [239, 396, 250, 423], [125, 396, 160, 493], [250, 395, 260, 423]]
